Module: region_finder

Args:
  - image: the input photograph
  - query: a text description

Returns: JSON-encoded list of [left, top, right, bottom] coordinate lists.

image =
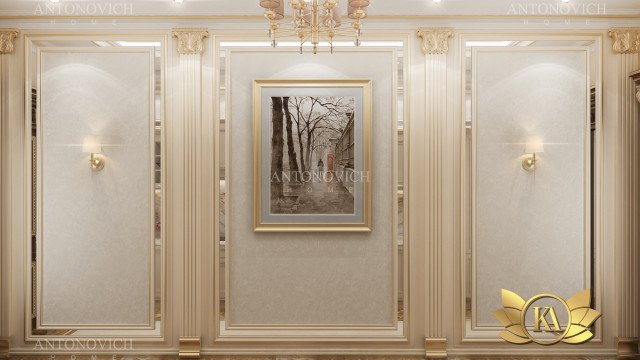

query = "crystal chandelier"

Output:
[[259, 0, 370, 54]]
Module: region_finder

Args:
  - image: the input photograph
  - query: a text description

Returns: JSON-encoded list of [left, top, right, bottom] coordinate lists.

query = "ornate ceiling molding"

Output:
[[417, 27, 454, 55], [609, 28, 640, 54], [172, 28, 209, 55], [0, 29, 18, 54]]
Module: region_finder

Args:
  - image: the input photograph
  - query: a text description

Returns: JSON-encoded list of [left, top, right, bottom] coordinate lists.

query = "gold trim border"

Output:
[[34, 46, 157, 331], [22, 32, 170, 342], [457, 32, 606, 345], [214, 42, 409, 341], [252, 79, 373, 233]]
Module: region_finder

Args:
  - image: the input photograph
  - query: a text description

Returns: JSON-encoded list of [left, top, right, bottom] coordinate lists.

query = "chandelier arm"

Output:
[[263, 0, 366, 53]]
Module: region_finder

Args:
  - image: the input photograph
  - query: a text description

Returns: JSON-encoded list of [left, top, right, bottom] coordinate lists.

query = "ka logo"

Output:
[[493, 289, 601, 345]]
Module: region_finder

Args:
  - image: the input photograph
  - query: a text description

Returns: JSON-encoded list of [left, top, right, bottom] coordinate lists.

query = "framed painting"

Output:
[[253, 79, 372, 232]]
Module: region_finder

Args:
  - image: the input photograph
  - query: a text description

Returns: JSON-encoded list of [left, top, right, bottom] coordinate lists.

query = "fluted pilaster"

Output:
[[609, 27, 640, 358], [0, 29, 16, 358], [417, 27, 454, 359], [173, 27, 209, 359]]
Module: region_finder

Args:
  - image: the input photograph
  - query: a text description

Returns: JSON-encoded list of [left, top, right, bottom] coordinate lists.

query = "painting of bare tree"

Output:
[[269, 96, 355, 215], [254, 80, 371, 232]]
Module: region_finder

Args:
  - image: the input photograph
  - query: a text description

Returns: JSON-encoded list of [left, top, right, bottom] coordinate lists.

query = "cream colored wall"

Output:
[[38, 50, 154, 328], [227, 50, 394, 326], [0, 23, 637, 359], [473, 48, 589, 326]]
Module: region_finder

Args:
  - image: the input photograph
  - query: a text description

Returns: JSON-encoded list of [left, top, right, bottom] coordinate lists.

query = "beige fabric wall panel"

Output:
[[38, 49, 154, 328], [228, 50, 394, 326], [473, 48, 589, 327]]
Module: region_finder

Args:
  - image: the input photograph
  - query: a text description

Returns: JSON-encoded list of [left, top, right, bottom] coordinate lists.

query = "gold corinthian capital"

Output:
[[172, 28, 209, 55], [417, 27, 454, 55], [609, 28, 640, 54], [0, 30, 18, 54]]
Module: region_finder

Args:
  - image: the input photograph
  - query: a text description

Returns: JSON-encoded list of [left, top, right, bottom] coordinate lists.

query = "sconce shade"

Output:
[[82, 135, 102, 154], [259, 0, 280, 9], [524, 135, 545, 154]]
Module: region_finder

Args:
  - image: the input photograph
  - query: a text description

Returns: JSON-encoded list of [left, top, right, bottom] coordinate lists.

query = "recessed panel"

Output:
[[227, 51, 394, 326], [473, 48, 589, 327], [38, 49, 154, 328]]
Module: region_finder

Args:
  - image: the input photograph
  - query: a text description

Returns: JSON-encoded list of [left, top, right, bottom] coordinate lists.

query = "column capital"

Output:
[[172, 28, 209, 55], [609, 28, 640, 54], [0, 29, 18, 55], [417, 27, 454, 55]]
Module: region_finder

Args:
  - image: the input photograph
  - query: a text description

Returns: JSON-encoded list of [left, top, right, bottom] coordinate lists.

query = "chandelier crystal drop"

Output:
[[259, 0, 370, 54]]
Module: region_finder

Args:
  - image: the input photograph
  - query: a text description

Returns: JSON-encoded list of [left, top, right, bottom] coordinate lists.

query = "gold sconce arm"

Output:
[[522, 153, 538, 172], [89, 153, 105, 172]]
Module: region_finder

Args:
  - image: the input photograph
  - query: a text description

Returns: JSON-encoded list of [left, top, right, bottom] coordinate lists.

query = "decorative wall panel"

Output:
[[472, 48, 589, 327], [37, 49, 154, 328], [227, 50, 395, 326]]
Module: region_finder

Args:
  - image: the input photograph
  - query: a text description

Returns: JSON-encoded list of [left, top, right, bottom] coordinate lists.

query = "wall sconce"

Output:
[[522, 135, 544, 172], [82, 135, 105, 172]]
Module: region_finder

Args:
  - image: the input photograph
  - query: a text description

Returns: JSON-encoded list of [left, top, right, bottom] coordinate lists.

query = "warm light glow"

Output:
[[174, 0, 184, 3], [49, 0, 60, 3], [433, 0, 442, 3], [82, 135, 102, 155], [562, 0, 570, 3], [524, 135, 545, 154]]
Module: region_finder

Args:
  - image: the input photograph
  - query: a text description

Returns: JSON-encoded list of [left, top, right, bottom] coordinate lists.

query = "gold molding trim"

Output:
[[417, 28, 453, 55], [179, 336, 201, 359], [172, 28, 209, 55], [0, 338, 9, 359], [608, 28, 640, 54], [0, 29, 18, 54], [617, 338, 640, 358], [425, 338, 447, 359]]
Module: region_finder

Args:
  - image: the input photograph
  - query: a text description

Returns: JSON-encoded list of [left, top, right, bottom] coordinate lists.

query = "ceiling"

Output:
[[0, 0, 639, 17]]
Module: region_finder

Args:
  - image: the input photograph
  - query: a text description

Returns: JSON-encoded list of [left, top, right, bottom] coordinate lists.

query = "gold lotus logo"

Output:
[[493, 289, 601, 345]]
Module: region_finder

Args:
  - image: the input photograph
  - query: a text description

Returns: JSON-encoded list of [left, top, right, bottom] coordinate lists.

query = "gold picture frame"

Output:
[[253, 79, 372, 232]]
